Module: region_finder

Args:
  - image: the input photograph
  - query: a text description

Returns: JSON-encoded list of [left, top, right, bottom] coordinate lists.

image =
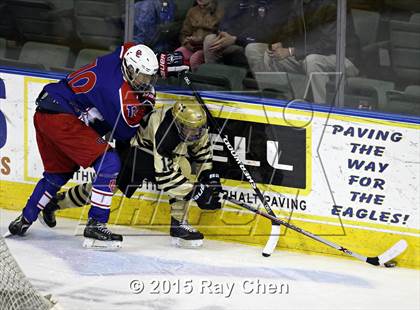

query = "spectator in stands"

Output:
[[175, 0, 223, 71], [243, 0, 292, 72], [203, 0, 286, 67], [133, 0, 176, 53], [245, 0, 361, 103]]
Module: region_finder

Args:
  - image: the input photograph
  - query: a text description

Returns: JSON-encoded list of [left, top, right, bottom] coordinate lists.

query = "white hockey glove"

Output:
[[79, 107, 104, 126]]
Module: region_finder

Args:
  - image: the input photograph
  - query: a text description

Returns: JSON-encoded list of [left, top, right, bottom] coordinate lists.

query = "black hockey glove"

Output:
[[158, 51, 190, 79], [199, 170, 222, 196], [137, 90, 156, 115], [186, 183, 221, 210]]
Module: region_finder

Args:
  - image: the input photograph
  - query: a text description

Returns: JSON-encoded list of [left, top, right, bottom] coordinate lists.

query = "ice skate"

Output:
[[83, 218, 122, 250], [8, 214, 32, 236], [39, 192, 64, 228], [170, 217, 203, 248]]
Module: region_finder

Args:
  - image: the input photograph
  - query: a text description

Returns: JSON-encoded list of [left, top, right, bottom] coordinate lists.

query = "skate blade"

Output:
[[171, 237, 203, 249], [3, 231, 12, 238], [82, 238, 122, 251]]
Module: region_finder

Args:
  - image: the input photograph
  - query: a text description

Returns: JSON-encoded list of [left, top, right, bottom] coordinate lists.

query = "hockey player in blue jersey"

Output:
[[9, 43, 159, 250]]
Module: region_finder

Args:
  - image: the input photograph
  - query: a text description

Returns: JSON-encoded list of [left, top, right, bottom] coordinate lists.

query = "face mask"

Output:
[[130, 72, 157, 91], [175, 121, 206, 142]]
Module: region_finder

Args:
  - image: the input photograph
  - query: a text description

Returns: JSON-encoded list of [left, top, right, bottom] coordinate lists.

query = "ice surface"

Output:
[[1, 209, 419, 310]]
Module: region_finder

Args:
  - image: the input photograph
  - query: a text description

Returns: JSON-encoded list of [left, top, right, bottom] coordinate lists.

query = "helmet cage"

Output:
[[123, 58, 157, 92], [174, 120, 206, 142]]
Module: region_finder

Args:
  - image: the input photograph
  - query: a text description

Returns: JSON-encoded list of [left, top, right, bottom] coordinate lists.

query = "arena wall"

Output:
[[0, 70, 419, 268]]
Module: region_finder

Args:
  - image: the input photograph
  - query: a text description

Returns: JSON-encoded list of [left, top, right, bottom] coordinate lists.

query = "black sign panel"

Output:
[[210, 117, 307, 189]]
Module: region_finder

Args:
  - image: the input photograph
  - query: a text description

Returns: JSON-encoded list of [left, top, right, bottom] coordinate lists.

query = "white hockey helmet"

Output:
[[122, 44, 159, 91]]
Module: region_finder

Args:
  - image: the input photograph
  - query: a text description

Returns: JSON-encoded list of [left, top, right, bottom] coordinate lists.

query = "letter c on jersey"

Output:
[[0, 78, 6, 149]]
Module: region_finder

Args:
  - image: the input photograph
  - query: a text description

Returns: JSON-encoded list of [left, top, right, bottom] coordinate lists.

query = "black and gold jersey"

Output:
[[131, 105, 213, 199]]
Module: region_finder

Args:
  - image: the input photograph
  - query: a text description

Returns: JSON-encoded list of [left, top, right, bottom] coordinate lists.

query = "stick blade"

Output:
[[378, 239, 408, 265], [262, 224, 281, 257], [366, 240, 408, 266]]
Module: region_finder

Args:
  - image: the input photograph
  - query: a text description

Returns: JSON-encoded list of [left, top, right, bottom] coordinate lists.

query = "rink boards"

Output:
[[0, 71, 419, 268]]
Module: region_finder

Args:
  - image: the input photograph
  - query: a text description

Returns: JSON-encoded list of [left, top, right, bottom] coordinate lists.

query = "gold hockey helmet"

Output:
[[172, 101, 207, 142]]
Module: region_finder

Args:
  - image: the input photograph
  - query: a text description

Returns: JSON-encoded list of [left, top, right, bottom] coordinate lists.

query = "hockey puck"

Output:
[[384, 261, 397, 268], [262, 253, 271, 257]]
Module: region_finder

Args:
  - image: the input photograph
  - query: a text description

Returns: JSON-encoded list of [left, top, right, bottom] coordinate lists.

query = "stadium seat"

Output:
[[389, 19, 420, 85], [74, 0, 123, 49], [326, 77, 395, 110], [352, 9, 380, 50], [74, 48, 109, 68], [384, 0, 420, 12], [50, 47, 111, 73], [4, 0, 74, 45], [188, 64, 247, 92], [18, 41, 70, 70], [351, 9, 393, 79], [0, 2, 14, 39], [251, 72, 295, 100], [0, 38, 6, 58], [410, 13, 420, 24], [243, 77, 292, 100], [245, 72, 306, 101], [385, 85, 420, 115]]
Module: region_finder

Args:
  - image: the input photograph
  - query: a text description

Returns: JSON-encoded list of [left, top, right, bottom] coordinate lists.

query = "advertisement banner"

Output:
[[0, 71, 419, 268]]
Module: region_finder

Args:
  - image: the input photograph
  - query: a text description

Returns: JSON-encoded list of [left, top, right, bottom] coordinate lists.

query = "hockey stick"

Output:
[[224, 195, 407, 267], [182, 73, 280, 257]]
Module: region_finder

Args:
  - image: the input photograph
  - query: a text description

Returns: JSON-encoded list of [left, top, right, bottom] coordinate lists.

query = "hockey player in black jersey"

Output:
[[41, 100, 222, 248]]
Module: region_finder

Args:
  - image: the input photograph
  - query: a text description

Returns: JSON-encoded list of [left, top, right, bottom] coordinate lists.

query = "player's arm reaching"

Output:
[[185, 129, 222, 211]]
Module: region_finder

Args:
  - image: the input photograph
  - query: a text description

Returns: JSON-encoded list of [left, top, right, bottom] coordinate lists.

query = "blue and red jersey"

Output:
[[43, 42, 151, 141]]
